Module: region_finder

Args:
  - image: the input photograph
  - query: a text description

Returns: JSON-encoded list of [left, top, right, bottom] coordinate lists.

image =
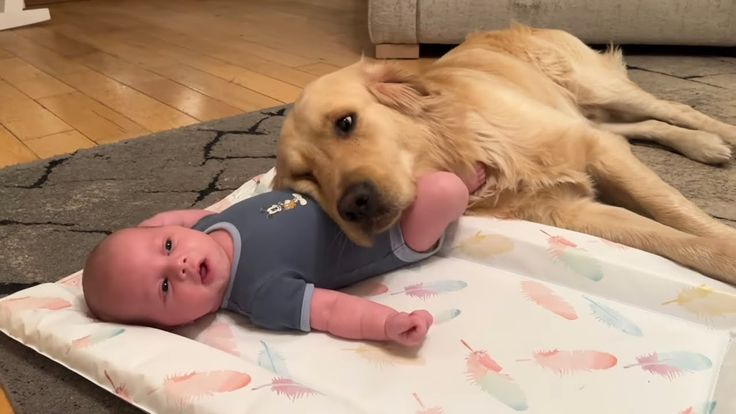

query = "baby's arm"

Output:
[[310, 288, 432, 347], [138, 209, 215, 228], [400, 164, 486, 252]]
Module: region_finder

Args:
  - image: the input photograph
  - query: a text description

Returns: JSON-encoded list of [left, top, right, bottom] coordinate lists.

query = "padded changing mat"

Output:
[[1, 168, 735, 414]]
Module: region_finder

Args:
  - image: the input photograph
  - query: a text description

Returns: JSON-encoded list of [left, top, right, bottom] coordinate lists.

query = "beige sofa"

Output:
[[368, 0, 736, 58]]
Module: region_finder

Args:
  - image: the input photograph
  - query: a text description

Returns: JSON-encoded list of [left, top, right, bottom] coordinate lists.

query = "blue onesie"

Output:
[[191, 190, 443, 332]]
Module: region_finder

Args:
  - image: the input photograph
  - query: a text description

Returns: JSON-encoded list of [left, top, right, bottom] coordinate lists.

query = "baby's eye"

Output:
[[161, 278, 169, 295], [164, 238, 173, 255]]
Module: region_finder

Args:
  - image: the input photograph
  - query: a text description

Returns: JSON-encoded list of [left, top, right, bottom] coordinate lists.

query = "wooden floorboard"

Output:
[[0, 57, 74, 99], [0, 382, 15, 414], [0, 79, 71, 140], [0, 0, 372, 168]]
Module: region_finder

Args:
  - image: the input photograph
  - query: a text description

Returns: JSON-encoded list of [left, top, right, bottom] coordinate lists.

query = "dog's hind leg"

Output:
[[596, 120, 731, 165], [586, 130, 736, 240], [549, 196, 736, 285], [529, 28, 736, 148], [594, 85, 736, 147], [570, 53, 736, 147]]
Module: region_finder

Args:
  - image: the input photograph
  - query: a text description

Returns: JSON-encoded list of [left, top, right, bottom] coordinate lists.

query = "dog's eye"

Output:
[[334, 113, 356, 136]]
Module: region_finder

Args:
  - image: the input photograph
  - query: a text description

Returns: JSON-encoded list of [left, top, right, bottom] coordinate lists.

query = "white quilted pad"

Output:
[[1, 168, 734, 414]]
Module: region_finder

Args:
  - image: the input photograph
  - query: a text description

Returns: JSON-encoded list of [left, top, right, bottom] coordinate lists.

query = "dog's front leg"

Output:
[[550, 197, 736, 286], [596, 121, 731, 165], [587, 130, 736, 241]]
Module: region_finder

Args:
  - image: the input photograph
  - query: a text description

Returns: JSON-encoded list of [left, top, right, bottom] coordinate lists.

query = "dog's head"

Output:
[[274, 60, 448, 246]]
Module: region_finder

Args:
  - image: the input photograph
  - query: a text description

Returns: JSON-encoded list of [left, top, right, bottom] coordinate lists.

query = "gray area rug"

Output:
[[0, 55, 735, 413], [0, 106, 287, 414]]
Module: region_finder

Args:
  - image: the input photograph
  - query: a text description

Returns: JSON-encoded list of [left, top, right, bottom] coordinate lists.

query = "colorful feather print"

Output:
[[252, 378, 320, 401], [104, 370, 132, 403], [413, 393, 443, 414], [390, 280, 467, 299], [345, 343, 425, 367], [0, 296, 71, 311], [519, 350, 617, 375], [163, 370, 250, 405], [681, 401, 717, 414], [433, 308, 462, 324], [57, 273, 82, 289], [461, 339, 528, 411], [521, 280, 578, 320], [199, 321, 239, 356], [257, 340, 290, 377], [541, 230, 604, 281], [71, 327, 125, 349], [584, 296, 643, 336], [624, 352, 712, 380], [252, 341, 319, 401], [454, 231, 514, 260], [662, 284, 736, 318]]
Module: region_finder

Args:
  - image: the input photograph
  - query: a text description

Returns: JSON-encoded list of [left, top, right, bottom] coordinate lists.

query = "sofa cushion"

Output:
[[368, 0, 736, 46]]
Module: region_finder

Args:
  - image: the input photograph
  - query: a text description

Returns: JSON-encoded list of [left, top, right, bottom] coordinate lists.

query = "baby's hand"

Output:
[[385, 310, 433, 346], [462, 162, 487, 194]]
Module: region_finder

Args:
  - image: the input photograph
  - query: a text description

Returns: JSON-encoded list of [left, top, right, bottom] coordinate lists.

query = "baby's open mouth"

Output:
[[199, 261, 209, 284]]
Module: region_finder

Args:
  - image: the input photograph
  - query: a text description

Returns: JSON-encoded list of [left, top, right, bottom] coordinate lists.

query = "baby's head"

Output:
[[82, 225, 233, 328]]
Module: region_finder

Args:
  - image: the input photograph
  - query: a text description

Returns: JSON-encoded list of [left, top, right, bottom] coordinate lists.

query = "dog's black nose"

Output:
[[338, 182, 379, 223]]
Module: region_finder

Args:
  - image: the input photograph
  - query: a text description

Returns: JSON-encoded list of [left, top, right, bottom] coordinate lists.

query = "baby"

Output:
[[82, 166, 485, 347]]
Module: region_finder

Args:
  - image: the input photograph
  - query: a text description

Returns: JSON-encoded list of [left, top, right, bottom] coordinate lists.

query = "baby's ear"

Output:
[[364, 62, 430, 116]]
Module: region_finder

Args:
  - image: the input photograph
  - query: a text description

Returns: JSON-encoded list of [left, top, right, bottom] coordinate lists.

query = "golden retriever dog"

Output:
[[273, 24, 736, 285]]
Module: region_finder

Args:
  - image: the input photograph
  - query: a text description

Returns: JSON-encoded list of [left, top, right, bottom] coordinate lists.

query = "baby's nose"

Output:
[[176, 256, 195, 279]]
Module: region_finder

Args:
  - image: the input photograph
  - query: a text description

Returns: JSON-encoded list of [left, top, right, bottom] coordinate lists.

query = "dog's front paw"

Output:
[[696, 136, 732, 164], [714, 125, 736, 146], [680, 131, 731, 165]]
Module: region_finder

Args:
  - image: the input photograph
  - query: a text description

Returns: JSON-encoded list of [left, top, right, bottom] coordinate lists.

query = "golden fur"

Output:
[[274, 24, 736, 285]]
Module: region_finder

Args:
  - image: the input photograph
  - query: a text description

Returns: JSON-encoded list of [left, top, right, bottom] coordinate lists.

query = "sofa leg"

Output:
[[375, 43, 419, 59], [0, 0, 50, 31]]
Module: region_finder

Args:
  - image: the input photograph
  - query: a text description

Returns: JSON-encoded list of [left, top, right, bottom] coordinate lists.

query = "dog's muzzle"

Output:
[[337, 180, 394, 231], [338, 181, 379, 223]]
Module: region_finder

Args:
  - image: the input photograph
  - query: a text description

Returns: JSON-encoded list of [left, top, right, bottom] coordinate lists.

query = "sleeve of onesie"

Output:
[[247, 273, 315, 332]]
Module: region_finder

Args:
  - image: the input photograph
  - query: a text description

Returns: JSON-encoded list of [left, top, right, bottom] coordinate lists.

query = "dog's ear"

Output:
[[364, 62, 430, 115]]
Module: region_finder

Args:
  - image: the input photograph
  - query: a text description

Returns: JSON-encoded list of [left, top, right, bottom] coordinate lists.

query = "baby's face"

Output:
[[97, 225, 233, 327]]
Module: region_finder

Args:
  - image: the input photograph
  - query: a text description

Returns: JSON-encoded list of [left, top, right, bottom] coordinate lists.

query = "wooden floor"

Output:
[[0, 383, 13, 414], [0, 0, 381, 168]]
